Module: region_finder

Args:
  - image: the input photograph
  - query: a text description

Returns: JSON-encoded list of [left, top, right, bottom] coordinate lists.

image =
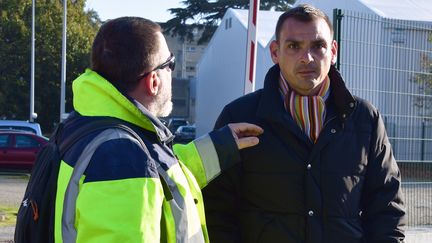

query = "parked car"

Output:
[[159, 118, 168, 127], [0, 130, 48, 172], [174, 125, 196, 143], [167, 118, 189, 133], [0, 120, 43, 136]]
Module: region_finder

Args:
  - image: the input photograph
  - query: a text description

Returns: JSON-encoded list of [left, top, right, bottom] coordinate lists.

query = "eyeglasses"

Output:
[[138, 53, 176, 79]]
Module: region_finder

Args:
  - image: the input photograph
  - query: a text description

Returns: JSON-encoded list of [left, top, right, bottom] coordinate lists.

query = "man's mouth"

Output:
[[297, 69, 316, 75]]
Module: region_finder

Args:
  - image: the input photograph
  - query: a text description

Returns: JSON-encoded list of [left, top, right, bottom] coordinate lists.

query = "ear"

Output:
[[331, 40, 338, 65], [269, 40, 280, 64], [142, 71, 160, 97]]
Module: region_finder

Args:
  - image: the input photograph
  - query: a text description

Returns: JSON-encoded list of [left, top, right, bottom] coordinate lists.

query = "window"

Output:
[[186, 66, 196, 72], [390, 28, 406, 44], [225, 17, 232, 30], [0, 135, 9, 148], [15, 135, 39, 148], [185, 46, 196, 52]]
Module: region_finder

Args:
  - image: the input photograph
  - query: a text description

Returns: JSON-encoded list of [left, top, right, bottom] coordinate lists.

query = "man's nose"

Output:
[[299, 49, 314, 64]]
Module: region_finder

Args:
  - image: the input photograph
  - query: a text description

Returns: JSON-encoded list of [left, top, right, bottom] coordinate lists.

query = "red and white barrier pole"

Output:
[[244, 0, 260, 94]]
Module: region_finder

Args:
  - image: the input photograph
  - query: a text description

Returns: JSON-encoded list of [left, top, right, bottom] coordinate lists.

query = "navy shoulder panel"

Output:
[[59, 113, 176, 181], [84, 138, 159, 183]]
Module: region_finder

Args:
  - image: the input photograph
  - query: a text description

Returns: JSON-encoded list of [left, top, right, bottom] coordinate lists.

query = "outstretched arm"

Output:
[[173, 122, 262, 188]]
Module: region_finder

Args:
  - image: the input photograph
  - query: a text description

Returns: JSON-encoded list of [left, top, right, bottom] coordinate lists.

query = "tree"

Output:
[[0, 0, 101, 133], [413, 51, 432, 118], [162, 0, 295, 44]]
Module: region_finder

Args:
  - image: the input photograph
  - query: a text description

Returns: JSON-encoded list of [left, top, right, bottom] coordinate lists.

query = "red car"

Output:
[[0, 130, 48, 172]]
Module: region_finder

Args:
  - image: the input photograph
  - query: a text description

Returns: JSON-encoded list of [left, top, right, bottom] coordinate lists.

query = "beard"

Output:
[[154, 82, 173, 117]]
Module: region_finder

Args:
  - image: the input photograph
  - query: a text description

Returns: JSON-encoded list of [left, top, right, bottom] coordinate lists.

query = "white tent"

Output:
[[195, 8, 283, 135], [296, 0, 432, 22]]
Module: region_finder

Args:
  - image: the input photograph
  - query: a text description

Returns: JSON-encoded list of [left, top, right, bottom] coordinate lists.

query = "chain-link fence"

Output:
[[334, 9, 432, 226]]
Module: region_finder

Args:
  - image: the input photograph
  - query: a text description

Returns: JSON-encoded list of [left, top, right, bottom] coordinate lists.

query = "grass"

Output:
[[0, 205, 18, 227]]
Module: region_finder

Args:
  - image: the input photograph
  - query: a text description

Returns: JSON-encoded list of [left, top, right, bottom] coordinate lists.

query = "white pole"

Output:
[[244, 0, 260, 94], [60, 0, 67, 122], [30, 0, 37, 122]]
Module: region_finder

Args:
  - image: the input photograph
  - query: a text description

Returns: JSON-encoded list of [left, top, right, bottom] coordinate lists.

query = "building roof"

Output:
[[359, 0, 432, 21], [229, 8, 283, 47]]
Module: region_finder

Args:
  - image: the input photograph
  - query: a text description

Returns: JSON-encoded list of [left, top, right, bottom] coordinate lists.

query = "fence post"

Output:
[[421, 119, 425, 161], [333, 9, 344, 70]]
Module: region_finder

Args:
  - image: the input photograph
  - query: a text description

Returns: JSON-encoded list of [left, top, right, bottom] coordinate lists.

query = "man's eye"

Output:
[[314, 43, 326, 49], [288, 43, 298, 49]]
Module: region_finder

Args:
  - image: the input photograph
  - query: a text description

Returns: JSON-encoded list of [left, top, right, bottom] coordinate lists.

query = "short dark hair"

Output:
[[91, 17, 161, 92], [275, 4, 333, 41]]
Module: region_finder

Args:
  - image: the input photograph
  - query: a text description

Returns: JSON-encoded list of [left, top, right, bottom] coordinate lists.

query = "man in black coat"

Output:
[[202, 4, 406, 243]]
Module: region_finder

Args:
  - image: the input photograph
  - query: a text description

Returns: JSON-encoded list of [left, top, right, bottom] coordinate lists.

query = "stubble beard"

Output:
[[154, 85, 173, 118]]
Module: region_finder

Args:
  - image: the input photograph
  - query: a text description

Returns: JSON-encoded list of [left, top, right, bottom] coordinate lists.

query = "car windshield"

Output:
[[173, 121, 187, 126], [182, 127, 195, 133]]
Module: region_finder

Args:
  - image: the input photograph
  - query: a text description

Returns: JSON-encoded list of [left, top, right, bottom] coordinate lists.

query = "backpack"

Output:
[[14, 116, 155, 243]]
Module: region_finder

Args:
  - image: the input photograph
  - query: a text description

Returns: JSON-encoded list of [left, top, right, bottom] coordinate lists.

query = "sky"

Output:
[[85, 0, 184, 22]]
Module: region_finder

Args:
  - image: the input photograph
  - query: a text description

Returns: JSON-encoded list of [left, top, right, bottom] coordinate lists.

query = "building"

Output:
[[163, 27, 207, 122]]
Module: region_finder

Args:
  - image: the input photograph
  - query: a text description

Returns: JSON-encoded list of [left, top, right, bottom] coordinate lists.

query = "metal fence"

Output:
[[334, 9, 432, 226]]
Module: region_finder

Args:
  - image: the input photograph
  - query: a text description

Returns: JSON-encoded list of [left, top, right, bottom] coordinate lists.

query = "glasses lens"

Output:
[[168, 58, 175, 72], [161, 55, 175, 72]]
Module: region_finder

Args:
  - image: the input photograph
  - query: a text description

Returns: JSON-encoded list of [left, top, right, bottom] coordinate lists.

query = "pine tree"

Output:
[[162, 0, 295, 44]]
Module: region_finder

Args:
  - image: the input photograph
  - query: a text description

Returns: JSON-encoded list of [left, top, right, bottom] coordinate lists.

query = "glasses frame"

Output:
[[137, 53, 175, 80]]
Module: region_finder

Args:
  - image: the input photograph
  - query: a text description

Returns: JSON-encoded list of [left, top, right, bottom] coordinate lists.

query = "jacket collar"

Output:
[[72, 69, 173, 143], [257, 64, 357, 124]]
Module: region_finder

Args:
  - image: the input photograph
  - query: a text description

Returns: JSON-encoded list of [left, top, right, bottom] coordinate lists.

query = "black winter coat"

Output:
[[202, 65, 406, 243]]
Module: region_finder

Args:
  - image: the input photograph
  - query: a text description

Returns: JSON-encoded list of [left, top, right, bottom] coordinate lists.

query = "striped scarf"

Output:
[[279, 72, 331, 143]]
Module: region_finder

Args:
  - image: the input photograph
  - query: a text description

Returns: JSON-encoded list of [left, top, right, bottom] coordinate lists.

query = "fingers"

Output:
[[227, 123, 263, 150], [228, 123, 264, 138], [237, 137, 260, 150]]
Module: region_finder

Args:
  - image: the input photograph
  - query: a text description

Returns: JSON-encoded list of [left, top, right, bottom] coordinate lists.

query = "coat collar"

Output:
[[257, 64, 357, 124]]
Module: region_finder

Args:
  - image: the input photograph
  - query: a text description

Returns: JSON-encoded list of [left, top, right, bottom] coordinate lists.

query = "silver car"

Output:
[[0, 120, 43, 136]]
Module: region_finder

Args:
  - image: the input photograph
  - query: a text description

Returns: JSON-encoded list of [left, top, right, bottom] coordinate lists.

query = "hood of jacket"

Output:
[[72, 69, 172, 142]]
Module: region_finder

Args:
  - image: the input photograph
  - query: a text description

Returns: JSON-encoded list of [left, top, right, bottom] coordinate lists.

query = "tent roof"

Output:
[[229, 8, 283, 47], [359, 0, 432, 21], [296, 0, 432, 22]]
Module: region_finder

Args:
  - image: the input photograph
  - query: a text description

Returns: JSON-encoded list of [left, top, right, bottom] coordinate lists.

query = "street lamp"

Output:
[[59, 0, 68, 122], [30, 0, 37, 121]]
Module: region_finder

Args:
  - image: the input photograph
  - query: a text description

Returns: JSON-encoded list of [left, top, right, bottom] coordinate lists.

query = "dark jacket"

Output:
[[202, 65, 406, 243]]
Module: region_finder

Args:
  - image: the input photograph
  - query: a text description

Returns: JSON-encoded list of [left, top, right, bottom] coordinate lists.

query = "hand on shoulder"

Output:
[[228, 123, 263, 150]]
